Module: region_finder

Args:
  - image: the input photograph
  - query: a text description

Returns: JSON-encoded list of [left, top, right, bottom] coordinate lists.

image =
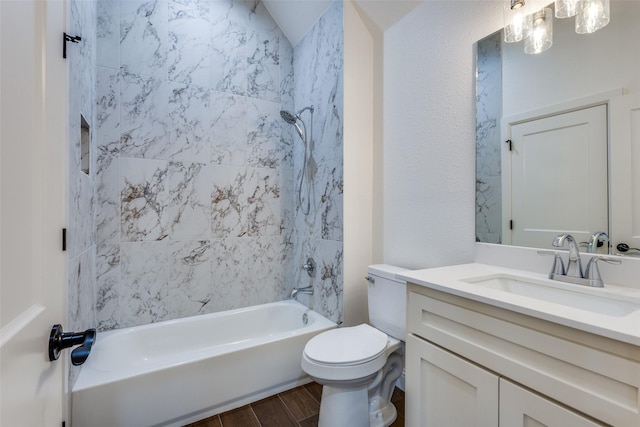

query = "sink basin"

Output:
[[462, 274, 640, 317]]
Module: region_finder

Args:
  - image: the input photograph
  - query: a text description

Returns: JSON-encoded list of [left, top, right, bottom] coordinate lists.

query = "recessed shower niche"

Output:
[[80, 114, 90, 175]]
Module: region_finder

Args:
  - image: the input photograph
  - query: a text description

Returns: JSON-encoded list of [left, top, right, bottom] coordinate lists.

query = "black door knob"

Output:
[[48, 324, 96, 366]]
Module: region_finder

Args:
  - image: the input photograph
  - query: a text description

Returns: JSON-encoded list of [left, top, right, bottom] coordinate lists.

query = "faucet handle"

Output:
[[584, 256, 622, 287], [537, 250, 565, 278]]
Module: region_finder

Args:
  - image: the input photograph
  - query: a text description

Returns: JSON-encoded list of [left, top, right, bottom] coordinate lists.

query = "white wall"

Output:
[[382, 1, 503, 269], [343, 1, 377, 326]]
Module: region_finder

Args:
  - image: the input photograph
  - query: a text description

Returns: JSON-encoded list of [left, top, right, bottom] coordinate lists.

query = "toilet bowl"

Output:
[[301, 265, 408, 427]]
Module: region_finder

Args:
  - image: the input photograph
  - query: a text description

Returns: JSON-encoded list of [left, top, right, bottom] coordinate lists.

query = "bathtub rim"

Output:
[[73, 300, 336, 392]]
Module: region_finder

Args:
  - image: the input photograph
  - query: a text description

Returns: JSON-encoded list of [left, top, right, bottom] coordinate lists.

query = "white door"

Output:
[[500, 379, 605, 426], [507, 105, 608, 250], [0, 0, 68, 426], [610, 94, 640, 254], [405, 335, 499, 426]]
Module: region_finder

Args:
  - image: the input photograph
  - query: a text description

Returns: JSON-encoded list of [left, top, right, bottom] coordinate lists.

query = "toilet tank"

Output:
[[367, 264, 409, 340]]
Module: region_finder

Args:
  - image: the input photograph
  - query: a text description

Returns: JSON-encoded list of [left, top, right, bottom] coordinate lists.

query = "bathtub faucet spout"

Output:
[[290, 286, 314, 299]]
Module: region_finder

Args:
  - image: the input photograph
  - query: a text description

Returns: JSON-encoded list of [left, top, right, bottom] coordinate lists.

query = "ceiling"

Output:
[[262, 0, 423, 46], [262, 0, 334, 46]]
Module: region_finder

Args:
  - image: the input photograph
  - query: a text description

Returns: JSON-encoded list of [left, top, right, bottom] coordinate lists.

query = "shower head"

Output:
[[280, 110, 297, 125], [280, 110, 305, 140]]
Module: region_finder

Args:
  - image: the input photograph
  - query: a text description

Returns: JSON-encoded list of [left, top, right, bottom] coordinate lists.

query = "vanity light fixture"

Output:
[[575, 0, 610, 34], [525, 8, 553, 54], [504, 0, 611, 55], [555, 0, 580, 18], [504, 0, 533, 42]]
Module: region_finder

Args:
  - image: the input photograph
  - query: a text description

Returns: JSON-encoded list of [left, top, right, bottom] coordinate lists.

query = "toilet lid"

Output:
[[304, 324, 388, 365]]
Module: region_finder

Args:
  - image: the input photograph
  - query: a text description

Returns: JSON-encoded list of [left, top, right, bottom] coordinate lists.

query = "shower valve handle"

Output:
[[302, 258, 316, 277]]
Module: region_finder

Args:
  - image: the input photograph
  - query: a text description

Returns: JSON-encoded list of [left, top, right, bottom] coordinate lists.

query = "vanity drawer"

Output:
[[408, 284, 640, 427]]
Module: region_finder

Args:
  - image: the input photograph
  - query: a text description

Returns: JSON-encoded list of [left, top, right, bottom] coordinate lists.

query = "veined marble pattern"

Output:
[[293, 0, 344, 166], [120, 158, 211, 242], [246, 7, 280, 102], [97, 0, 119, 68], [292, 237, 343, 324], [167, 240, 213, 318], [476, 31, 502, 243], [94, 0, 342, 330], [69, 161, 97, 259], [120, 72, 169, 159], [210, 236, 293, 312], [211, 165, 289, 238], [168, 0, 211, 87], [292, 0, 343, 243], [119, 241, 169, 327], [96, 67, 121, 149], [96, 147, 120, 244], [290, 0, 343, 324], [476, 175, 502, 244], [210, 0, 250, 95], [68, 247, 97, 333], [96, 243, 121, 330], [247, 98, 286, 168], [120, 0, 168, 79], [68, 0, 98, 386], [168, 82, 212, 162], [210, 91, 247, 165], [279, 29, 294, 110], [68, 246, 97, 387], [317, 162, 343, 241]]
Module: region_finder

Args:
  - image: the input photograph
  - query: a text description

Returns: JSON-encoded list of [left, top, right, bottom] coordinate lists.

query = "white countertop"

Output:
[[399, 263, 640, 346]]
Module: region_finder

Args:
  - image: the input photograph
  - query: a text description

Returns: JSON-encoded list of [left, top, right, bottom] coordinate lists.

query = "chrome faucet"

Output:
[[546, 233, 621, 287], [290, 285, 314, 299], [587, 231, 609, 253], [552, 233, 583, 278]]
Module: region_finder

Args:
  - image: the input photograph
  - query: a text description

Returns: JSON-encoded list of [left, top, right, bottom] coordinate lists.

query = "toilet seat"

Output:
[[305, 324, 388, 365], [302, 324, 391, 381]]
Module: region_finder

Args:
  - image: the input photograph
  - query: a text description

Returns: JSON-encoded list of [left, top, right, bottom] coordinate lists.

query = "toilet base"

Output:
[[318, 384, 370, 427], [369, 395, 398, 427]]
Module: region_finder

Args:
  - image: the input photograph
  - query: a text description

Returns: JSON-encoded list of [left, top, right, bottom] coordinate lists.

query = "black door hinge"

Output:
[[63, 33, 82, 59], [62, 228, 67, 251], [509, 220, 513, 230], [505, 139, 512, 151]]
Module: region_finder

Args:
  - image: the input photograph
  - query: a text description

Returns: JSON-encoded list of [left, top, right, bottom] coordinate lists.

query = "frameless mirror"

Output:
[[475, 0, 640, 254]]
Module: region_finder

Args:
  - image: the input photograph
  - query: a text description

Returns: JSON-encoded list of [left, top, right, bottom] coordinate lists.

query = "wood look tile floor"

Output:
[[185, 382, 405, 427]]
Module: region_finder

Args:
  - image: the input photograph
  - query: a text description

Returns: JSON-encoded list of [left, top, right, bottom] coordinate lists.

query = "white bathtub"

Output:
[[72, 300, 336, 427]]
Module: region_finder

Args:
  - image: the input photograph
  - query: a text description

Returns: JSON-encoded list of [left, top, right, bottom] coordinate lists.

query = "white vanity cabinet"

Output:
[[499, 379, 604, 427], [406, 283, 640, 427], [405, 334, 499, 426]]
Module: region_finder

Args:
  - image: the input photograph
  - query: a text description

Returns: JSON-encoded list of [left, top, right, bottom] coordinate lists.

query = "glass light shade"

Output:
[[555, 0, 580, 18], [504, 3, 533, 42], [575, 0, 610, 34], [524, 8, 553, 54]]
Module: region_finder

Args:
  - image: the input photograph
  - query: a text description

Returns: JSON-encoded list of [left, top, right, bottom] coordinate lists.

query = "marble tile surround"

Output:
[[290, 1, 344, 323], [476, 32, 502, 244], [68, 0, 98, 387], [94, 0, 344, 329]]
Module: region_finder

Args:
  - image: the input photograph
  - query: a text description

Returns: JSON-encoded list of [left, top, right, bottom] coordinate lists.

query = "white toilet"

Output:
[[301, 264, 408, 427]]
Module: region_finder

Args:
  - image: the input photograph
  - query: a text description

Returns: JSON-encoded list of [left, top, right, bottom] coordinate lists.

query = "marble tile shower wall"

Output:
[[68, 0, 97, 385], [96, 0, 294, 330], [94, 0, 300, 330], [291, 1, 344, 324], [475, 31, 502, 244]]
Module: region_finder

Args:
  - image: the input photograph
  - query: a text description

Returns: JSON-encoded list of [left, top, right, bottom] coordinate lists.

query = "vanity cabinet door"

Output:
[[500, 379, 605, 427], [405, 335, 499, 427]]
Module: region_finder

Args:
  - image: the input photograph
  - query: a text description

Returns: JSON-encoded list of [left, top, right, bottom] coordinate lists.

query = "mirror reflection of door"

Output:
[[610, 95, 640, 254], [507, 105, 608, 250]]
